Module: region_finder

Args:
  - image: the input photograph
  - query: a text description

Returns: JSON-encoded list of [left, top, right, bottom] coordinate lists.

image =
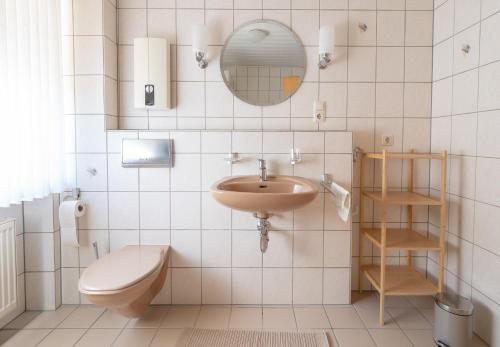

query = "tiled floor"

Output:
[[0, 293, 489, 347]]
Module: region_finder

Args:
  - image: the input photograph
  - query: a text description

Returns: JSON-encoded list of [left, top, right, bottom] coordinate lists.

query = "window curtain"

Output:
[[0, 0, 65, 207]]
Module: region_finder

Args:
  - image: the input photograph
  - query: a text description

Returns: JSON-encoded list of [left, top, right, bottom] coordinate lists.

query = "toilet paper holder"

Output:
[[62, 188, 80, 201]]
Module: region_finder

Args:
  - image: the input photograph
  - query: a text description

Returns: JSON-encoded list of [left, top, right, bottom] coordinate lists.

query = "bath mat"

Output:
[[177, 328, 331, 347]]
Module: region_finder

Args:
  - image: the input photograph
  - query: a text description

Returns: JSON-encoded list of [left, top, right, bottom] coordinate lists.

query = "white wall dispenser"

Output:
[[134, 38, 170, 109]]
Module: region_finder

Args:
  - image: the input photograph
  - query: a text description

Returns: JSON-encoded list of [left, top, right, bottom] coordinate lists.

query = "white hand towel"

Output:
[[326, 181, 351, 222]]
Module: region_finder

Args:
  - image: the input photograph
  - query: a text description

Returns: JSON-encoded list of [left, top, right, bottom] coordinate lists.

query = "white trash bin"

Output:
[[434, 293, 474, 347]]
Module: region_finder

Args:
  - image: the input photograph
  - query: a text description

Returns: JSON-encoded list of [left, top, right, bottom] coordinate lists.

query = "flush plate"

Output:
[[122, 139, 173, 168]]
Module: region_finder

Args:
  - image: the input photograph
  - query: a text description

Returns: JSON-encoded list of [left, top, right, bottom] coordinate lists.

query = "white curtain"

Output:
[[0, 0, 65, 207]]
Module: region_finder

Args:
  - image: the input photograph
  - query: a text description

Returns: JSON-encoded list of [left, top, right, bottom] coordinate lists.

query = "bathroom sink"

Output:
[[210, 175, 318, 218]]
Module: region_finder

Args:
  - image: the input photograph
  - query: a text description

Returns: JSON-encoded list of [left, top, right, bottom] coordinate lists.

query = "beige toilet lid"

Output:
[[79, 245, 168, 292]]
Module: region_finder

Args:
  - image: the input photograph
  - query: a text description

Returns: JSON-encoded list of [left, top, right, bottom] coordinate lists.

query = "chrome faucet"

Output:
[[258, 159, 267, 182]]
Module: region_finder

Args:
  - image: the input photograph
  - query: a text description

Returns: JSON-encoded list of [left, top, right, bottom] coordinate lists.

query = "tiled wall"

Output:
[[55, 0, 435, 307], [61, 130, 353, 305], [115, 0, 434, 132], [23, 196, 62, 310], [430, 0, 500, 345], [0, 206, 25, 328]]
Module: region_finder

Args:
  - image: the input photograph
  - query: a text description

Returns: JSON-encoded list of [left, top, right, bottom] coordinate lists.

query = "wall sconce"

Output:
[[290, 148, 302, 165], [318, 26, 335, 69], [192, 24, 208, 69]]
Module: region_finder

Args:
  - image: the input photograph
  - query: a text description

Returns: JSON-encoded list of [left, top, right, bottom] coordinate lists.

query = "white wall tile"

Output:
[[232, 230, 262, 267], [263, 268, 292, 304], [480, 12, 500, 65], [406, 11, 433, 46], [478, 61, 500, 111], [140, 192, 170, 229], [323, 268, 350, 304], [377, 11, 404, 46], [77, 154, 108, 191], [232, 268, 262, 304], [202, 229, 231, 267], [171, 154, 201, 191], [109, 229, 139, 251], [74, 0, 102, 35], [75, 36, 103, 75], [172, 268, 201, 304], [293, 268, 323, 304], [118, 9, 147, 45], [171, 229, 201, 267], [147, 9, 176, 42], [349, 11, 376, 45], [202, 268, 231, 304], [171, 192, 201, 229], [477, 110, 500, 158], [109, 192, 139, 229]]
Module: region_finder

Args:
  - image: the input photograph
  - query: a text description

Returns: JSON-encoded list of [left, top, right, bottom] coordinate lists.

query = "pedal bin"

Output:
[[434, 293, 474, 347]]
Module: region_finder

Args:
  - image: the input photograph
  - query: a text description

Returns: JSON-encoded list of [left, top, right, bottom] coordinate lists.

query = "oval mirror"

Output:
[[220, 20, 306, 106]]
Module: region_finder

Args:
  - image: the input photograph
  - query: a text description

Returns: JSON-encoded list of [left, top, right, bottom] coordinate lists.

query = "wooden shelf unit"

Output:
[[358, 150, 447, 326]]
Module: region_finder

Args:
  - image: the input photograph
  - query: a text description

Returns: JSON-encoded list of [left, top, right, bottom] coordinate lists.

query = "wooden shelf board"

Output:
[[364, 152, 444, 160], [362, 191, 442, 206], [361, 228, 441, 251], [361, 265, 439, 296]]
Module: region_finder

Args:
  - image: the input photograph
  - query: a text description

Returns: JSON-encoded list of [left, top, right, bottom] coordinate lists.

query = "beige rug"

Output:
[[177, 328, 331, 347]]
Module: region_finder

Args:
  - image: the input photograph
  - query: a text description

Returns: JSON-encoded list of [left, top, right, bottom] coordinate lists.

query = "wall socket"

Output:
[[313, 100, 325, 122], [381, 135, 394, 146]]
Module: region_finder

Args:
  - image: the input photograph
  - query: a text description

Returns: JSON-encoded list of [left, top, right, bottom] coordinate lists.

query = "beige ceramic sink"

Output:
[[210, 175, 318, 218]]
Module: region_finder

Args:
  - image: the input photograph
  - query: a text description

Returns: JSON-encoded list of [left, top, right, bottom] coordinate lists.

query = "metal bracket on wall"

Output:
[[353, 147, 363, 162]]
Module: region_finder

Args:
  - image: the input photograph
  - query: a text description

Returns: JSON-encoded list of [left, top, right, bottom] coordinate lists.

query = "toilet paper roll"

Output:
[[59, 200, 86, 247]]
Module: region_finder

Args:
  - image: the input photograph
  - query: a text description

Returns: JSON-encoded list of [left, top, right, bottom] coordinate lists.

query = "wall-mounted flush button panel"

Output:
[[134, 38, 170, 109], [122, 139, 173, 168], [313, 100, 326, 122], [145, 84, 154, 106]]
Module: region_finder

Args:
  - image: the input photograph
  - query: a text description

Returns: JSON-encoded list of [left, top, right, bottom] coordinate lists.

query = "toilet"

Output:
[[78, 245, 170, 318]]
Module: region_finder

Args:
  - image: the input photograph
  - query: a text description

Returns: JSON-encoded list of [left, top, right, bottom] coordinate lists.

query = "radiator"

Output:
[[0, 218, 17, 319]]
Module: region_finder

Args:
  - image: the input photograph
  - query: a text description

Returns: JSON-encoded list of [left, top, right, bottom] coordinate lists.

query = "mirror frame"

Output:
[[219, 19, 307, 106]]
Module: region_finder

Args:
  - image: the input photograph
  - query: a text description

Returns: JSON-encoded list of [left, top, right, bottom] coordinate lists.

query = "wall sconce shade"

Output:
[[318, 25, 334, 69], [192, 24, 208, 69]]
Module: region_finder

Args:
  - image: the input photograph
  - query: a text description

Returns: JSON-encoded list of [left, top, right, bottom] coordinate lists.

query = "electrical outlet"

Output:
[[381, 135, 394, 146], [313, 100, 325, 122]]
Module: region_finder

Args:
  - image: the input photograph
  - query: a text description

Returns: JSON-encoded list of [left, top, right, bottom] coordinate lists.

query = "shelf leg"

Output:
[[379, 293, 385, 325], [379, 150, 388, 326], [407, 149, 414, 268], [359, 153, 364, 293], [438, 151, 448, 293]]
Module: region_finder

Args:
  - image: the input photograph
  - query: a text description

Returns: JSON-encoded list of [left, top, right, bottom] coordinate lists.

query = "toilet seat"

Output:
[[79, 245, 167, 292]]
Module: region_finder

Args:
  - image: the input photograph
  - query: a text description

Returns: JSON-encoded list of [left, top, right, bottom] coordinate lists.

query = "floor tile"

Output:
[[369, 329, 413, 347], [325, 305, 365, 328], [472, 334, 490, 347], [196, 306, 231, 329], [387, 308, 431, 329], [127, 306, 168, 328], [37, 329, 86, 347], [418, 308, 434, 325], [161, 307, 200, 328], [403, 329, 435, 347], [112, 328, 157, 347], [92, 310, 129, 328], [354, 305, 398, 329], [150, 328, 185, 347], [334, 329, 376, 347], [74, 329, 121, 347], [0, 329, 51, 347], [4, 311, 40, 329], [383, 296, 413, 308], [294, 307, 330, 329], [408, 296, 434, 309], [25, 306, 77, 329], [229, 307, 262, 329], [262, 308, 296, 330], [58, 306, 105, 328]]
